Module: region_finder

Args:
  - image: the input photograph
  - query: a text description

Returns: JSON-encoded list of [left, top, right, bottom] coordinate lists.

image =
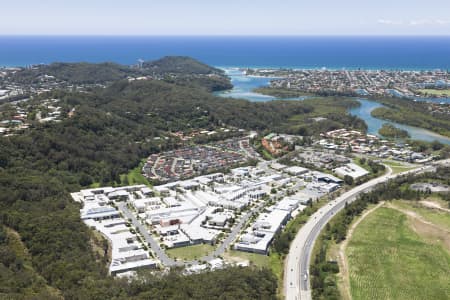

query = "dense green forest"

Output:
[[378, 123, 410, 138], [253, 87, 315, 98], [6, 56, 230, 89], [9, 62, 136, 84], [142, 56, 224, 75], [254, 86, 358, 98], [371, 97, 450, 138]]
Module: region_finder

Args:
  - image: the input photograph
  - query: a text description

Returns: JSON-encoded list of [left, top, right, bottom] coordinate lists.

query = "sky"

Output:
[[2, 0, 450, 35]]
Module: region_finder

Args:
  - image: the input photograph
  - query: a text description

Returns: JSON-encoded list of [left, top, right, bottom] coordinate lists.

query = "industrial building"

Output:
[[334, 163, 369, 180]]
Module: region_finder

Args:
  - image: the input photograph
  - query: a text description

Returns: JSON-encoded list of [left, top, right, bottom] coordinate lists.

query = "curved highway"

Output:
[[284, 160, 449, 300]]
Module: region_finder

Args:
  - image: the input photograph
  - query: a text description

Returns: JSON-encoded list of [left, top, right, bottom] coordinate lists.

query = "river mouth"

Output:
[[216, 68, 450, 145], [348, 99, 450, 145]]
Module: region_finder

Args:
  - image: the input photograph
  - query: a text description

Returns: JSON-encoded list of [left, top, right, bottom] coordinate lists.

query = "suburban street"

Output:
[[118, 203, 181, 267], [196, 200, 267, 263], [284, 159, 449, 300], [119, 197, 267, 268], [115, 156, 284, 269]]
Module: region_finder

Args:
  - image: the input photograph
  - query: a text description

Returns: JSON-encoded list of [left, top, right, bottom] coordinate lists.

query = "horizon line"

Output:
[[1, 34, 450, 38]]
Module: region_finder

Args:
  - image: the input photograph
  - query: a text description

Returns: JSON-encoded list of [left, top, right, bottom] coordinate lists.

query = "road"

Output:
[[117, 203, 181, 267], [119, 198, 266, 268], [117, 150, 271, 268], [195, 200, 267, 263], [284, 160, 448, 300]]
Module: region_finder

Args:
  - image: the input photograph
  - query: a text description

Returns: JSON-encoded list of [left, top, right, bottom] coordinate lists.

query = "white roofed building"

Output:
[[334, 163, 369, 180]]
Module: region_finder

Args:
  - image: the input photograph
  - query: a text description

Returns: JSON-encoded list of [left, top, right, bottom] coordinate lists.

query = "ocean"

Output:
[[2, 35, 450, 144], [1, 36, 450, 69]]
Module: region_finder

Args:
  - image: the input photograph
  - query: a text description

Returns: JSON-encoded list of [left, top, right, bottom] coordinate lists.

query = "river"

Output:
[[216, 68, 450, 145]]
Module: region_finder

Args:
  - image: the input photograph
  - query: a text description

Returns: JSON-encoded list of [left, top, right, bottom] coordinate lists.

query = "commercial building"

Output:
[[81, 207, 157, 276], [234, 209, 290, 255], [284, 166, 309, 176], [334, 163, 369, 180]]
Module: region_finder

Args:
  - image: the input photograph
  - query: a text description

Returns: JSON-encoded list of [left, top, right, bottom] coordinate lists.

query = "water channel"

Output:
[[216, 68, 450, 145]]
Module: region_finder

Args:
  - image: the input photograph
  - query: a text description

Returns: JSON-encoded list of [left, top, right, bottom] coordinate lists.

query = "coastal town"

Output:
[[0, 66, 108, 100], [246, 68, 450, 98], [0, 96, 67, 135], [262, 129, 435, 163]]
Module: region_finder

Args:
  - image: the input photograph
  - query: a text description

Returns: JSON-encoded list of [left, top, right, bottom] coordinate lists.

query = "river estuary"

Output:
[[216, 68, 450, 145]]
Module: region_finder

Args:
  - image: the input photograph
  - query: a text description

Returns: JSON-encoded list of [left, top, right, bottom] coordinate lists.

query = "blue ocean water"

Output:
[[1, 36, 450, 69], [1, 35, 449, 144]]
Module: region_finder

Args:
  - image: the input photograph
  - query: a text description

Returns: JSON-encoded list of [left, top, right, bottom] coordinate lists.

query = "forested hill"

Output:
[[143, 56, 224, 75], [6, 56, 231, 90], [99, 80, 313, 131], [10, 62, 136, 84]]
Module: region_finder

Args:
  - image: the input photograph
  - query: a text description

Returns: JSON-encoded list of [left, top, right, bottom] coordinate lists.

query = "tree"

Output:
[[344, 175, 354, 185]]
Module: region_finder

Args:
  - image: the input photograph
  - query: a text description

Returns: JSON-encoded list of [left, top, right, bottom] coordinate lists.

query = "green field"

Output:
[[382, 160, 418, 174], [120, 159, 151, 186], [261, 149, 275, 160], [418, 89, 450, 97], [166, 244, 214, 261], [346, 207, 450, 300], [224, 250, 270, 267]]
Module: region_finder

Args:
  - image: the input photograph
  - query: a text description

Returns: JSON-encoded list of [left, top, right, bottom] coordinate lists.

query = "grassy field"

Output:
[[382, 160, 418, 174], [224, 250, 270, 268], [90, 159, 150, 188], [346, 206, 450, 300], [261, 149, 275, 160], [166, 244, 214, 261], [223, 249, 284, 298], [120, 159, 151, 186], [418, 89, 450, 97]]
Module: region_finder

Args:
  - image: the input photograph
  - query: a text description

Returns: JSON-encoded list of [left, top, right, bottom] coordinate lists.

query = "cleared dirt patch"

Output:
[[409, 216, 450, 252], [388, 202, 450, 253], [420, 200, 450, 213]]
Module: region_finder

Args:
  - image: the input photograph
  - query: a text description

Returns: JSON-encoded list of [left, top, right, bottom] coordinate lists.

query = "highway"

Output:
[[284, 160, 448, 300]]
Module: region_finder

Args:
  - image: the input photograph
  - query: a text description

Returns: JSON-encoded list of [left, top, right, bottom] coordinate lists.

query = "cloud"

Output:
[[409, 19, 450, 26], [377, 19, 403, 25], [378, 18, 450, 27], [435, 19, 450, 25]]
